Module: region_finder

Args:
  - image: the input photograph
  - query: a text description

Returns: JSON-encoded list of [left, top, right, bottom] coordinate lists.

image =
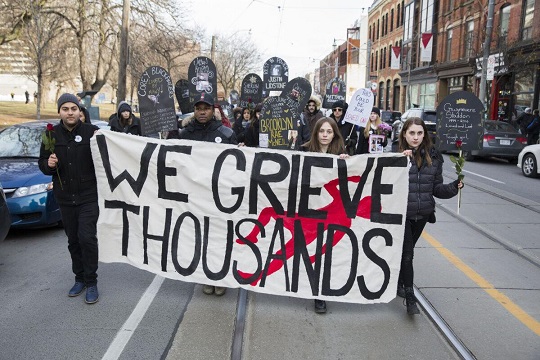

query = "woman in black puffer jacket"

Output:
[[397, 117, 463, 315]]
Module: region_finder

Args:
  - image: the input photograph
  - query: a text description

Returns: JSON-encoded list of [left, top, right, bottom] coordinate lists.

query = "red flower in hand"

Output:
[[46, 123, 54, 132], [455, 139, 463, 148]]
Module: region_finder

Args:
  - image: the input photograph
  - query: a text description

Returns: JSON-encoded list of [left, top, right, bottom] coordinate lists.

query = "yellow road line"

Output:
[[422, 231, 540, 337]]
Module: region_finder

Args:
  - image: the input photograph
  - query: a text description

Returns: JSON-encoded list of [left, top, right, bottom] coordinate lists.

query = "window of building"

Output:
[[385, 13, 389, 35], [386, 80, 391, 109], [464, 20, 474, 58], [379, 81, 385, 108], [419, 83, 436, 108], [445, 29, 453, 62], [499, 5, 510, 47], [375, 51, 378, 71], [389, 45, 393, 66], [421, 0, 434, 33], [393, 79, 400, 110], [448, 0, 454, 12], [397, 4, 401, 27], [404, 3, 414, 41], [391, 9, 394, 32], [521, 0, 534, 40], [377, 19, 380, 39], [401, 1, 405, 26]]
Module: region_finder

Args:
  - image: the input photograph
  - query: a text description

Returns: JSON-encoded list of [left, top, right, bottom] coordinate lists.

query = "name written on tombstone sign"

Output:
[[137, 66, 177, 135], [263, 57, 289, 94], [436, 91, 484, 152]]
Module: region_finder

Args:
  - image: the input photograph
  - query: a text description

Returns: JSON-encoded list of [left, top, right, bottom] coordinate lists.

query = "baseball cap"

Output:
[[194, 93, 214, 107]]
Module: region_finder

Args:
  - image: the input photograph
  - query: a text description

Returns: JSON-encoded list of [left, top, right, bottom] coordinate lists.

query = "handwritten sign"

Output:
[[259, 96, 300, 149], [343, 88, 374, 127], [263, 57, 289, 95], [90, 130, 410, 304], [230, 90, 240, 106], [322, 77, 346, 109], [240, 73, 263, 108], [280, 77, 312, 115], [187, 56, 217, 106], [137, 66, 177, 135], [436, 91, 484, 151]]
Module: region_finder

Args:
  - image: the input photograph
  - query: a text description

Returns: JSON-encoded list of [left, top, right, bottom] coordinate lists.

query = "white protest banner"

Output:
[[390, 46, 401, 70], [420, 33, 433, 62], [91, 131, 409, 304], [343, 88, 374, 127]]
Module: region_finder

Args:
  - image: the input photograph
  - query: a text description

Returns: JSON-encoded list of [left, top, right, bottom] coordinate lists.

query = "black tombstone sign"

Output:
[[218, 100, 233, 119], [436, 91, 484, 152], [137, 66, 177, 135], [280, 77, 312, 115], [262, 57, 289, 95], [174, 79, 191, 114], [259, 96, 300, 150], [239, 73, 263, 108], [187, 56, 217, 106], [322, 77, 346, 108]]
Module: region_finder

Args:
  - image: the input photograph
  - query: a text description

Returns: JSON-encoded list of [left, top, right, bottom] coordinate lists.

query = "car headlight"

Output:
[[12, 182, 53, 198]]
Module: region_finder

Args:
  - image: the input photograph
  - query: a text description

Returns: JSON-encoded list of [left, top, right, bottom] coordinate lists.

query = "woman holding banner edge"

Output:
[[302, 117, 349, 313], [398, 117, 463, 315]]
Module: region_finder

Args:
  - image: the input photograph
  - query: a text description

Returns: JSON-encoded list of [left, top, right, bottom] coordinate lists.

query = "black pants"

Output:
[[399, 217, 428, 288], [59, 202, 99, 286]]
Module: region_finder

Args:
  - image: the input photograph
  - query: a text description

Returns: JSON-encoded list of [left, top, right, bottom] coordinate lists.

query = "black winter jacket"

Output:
[[38, 120, 99, 206], [169, 118, 238, 144], [407, 148, 459, 218]]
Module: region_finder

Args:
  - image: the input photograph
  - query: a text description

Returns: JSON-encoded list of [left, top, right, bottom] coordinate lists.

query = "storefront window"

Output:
[[419, 83, 436, 109]]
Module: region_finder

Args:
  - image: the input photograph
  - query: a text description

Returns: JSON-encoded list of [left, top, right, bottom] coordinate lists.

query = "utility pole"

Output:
[[116, 0, 130, 103], [478, 0, 495, 114]]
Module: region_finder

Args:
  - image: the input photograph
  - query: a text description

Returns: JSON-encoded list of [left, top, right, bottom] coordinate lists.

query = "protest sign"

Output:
[[240, 73, 263, 108], [280, 77, 312, 115], [322, 78, 346, 109], [174, 79, 191, 114], [187, 56, 217, 106], [343, 88, 374, 127], [259, 96, 300, 149], [137, 66, 177, 135], [436, 91, 484, 151], [230, 90, 240, 107], [91, 130, 409, 304], [263, 57, 289, 95]]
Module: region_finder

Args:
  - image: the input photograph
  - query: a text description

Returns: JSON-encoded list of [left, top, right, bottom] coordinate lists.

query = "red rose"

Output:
[[46, 123, 54, 131], [455, 140, 463, 148], [248, 97, 252, 103]]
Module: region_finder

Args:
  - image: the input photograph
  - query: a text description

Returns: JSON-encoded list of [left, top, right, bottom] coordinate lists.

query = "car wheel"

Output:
[[522, 154, 538, 178], [464, 151, 475, 161]]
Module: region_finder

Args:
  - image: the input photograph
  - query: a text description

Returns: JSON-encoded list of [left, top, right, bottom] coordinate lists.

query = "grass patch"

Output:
[[0, 101, 118, 127]]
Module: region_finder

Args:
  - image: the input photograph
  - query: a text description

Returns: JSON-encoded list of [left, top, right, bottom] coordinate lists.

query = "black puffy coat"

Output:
[[407, 148, 459, 218], [38, 121, 99, 206], [169, 118, 237, 144]]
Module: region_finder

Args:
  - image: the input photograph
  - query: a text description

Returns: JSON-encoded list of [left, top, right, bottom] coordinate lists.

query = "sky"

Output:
[[184, 0, 373, 78]]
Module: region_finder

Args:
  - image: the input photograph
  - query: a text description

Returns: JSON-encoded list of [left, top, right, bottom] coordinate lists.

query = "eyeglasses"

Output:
[[333, 108, 343, 112]]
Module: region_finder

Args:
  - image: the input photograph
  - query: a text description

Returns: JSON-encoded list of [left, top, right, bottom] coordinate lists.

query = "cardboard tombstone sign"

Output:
[[263, 57, 289, 96], [280, 77, 312, 115], [436, 91, 484, 151], [322, 77, 346, 109], [239, 73, 263, 109], [174, 79, 191, 114], [343, 88, 374, 127], [137, 66, 177, 135], [218, 100, 233, 119], [188, 56, 217, 107], [258, 96, 300, 150]]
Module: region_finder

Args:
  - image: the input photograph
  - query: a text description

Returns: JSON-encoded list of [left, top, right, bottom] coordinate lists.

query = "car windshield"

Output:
[[485, 122, 518, 133], [424, 112, 437, 122], [0, 126, 42, 157]]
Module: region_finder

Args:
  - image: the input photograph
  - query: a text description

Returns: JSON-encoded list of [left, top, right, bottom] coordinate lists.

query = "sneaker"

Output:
[[314, 300, 327, 314], [68, 282, 86, 297], [85, 285, 99, 304], [202, 285, 214, 295], [214, 287, 226, 296]]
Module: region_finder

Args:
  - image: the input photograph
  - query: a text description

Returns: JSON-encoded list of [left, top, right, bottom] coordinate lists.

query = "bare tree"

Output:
[[213, 34, 262, 97]]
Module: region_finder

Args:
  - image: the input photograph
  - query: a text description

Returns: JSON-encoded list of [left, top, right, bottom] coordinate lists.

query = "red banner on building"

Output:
[[391, 47, 401, 70], [420, 33, 433, 62]]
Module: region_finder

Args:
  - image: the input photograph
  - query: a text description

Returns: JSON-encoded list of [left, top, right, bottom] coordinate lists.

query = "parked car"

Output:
[[380, 110, 401, 126], [461, 121, 527, 162], [517, 144, 540, 178], [391, 108, 437, 151], [0, 183, 10, 241], [0, 120, 64, 228]]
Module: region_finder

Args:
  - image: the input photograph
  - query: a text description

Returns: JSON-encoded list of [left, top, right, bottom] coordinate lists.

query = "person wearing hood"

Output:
[[298, 95, 324, 145], [109, 101, 142, 135], [329, 100, 357, 155], [79, 105, 91, 123]]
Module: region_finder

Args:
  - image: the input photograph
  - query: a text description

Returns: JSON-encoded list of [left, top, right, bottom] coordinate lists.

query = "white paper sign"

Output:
[[90, 130, 410, 304], [343, 88, 374, 127]]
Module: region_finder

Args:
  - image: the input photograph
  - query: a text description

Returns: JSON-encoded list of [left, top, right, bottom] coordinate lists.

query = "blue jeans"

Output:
[[60, 202, 99, 286]]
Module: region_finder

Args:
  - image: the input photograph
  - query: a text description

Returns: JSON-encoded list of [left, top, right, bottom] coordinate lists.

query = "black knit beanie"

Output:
[[57, 93, 80, 112]]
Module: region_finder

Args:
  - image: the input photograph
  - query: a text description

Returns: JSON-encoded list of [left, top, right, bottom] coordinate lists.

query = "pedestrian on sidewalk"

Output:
[[167, 92, 237, 296], [302, 117, 348, 314], [526, 109, 539, 145], [38, 93, 101, 304], [398, 117, 463, 315], [25, 90, 30, 104]]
